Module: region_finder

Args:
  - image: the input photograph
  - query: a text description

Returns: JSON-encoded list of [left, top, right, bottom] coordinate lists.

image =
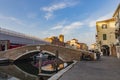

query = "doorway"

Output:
[[0, 40, 10, 51], [101, 45, 110, 56]]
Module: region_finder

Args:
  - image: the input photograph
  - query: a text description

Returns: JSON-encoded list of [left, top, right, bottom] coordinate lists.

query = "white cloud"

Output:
[[61, 21, 83, 34], [84, 12, 113, 27], [0, 14, 25, 26], [41, 1, 78, 20], [0, 14, 43, 35], [50, 25, 63, 30], [39, 21, 83, 39], [96, 12, 113, 21], [44, 13, 53, 20], [42, 2, 68, 12], [88, 21, 96, 27]]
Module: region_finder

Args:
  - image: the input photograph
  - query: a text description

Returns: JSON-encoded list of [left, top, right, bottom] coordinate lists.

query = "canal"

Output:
[[0, 60, 49, 80], [0, 52, 72, 80]]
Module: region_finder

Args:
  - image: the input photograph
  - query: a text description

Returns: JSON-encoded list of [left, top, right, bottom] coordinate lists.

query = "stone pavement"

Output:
[[59, 56, 120, 80]]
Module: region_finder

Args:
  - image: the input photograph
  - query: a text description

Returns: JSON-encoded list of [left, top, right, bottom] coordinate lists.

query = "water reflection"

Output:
[[0, 52, 72, 80], [0, 63, 40, 80], [0, 52, 55, 80], [0, 72, 20, 80]]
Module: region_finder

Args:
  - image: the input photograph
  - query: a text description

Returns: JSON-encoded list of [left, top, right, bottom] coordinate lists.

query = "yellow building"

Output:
[[66, 39, 88, 50], [44, 37, 53, 43], [90, 43, 97, 50], [79, 43, 88, 50], [44, 35, 65, 46], [59, 34, 64, 42], [66, 39, 78, 49], [96, 18, 116, 56]]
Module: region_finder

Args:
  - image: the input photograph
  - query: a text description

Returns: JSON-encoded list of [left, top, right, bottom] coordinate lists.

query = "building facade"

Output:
[[90, 43, 98, 50], [66, 39, 88, 50], [113, 4, 120, 45], [59, 34, 64, 42], [66, 39, 78, 49], [113, 4, 120, 58], [44, 35, 65, 46], [96, 18, 116, 56]]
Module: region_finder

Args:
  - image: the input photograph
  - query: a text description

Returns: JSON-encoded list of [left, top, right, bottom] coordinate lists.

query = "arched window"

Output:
[[102, 24, 107, 29]]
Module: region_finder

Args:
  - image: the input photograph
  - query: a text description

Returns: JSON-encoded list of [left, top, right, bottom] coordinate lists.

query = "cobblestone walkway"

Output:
[[59, 56, 120, 80]]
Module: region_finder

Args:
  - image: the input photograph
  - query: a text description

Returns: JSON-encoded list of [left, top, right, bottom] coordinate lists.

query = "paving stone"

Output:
[[59, 56, 120, 80]]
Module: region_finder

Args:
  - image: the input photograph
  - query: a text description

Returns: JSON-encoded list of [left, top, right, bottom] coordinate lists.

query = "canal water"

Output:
[[0, 53, 72, 80], [0, 60, 49, 80]]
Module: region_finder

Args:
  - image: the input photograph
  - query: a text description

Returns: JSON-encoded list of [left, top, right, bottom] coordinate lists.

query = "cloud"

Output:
[[84, 12, 113, 27], [41, 1, 78, 20], [0, 14, 25, 26], [50, 20, 67, 30], [0, 14, 43, 35], [50, 24, 63, 30], [44, 13, 53, 20], [88, 21, 96, 27], [39, 21, 83, 39], [96, 12, 113, 21], [61, 21, 83, 34], [42, 2, 68, 12]]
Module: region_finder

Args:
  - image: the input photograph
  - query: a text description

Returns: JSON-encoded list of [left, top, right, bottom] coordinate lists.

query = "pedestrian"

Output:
[[80, 53, 85, 61], [96, 50, 100, 60]]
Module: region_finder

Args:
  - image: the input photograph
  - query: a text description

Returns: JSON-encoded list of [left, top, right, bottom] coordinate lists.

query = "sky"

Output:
[[0, 0, 119, 47]]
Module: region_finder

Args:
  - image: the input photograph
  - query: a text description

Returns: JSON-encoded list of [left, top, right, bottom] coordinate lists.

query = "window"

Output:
[[115, 30, 118, 39], [71, 44, 74, 46], [103, 34, 107, 40], [102, 24, 107, 29]]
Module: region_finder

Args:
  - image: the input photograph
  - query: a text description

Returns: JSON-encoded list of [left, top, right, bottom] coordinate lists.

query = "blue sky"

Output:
[[0, 0, 119, 46]]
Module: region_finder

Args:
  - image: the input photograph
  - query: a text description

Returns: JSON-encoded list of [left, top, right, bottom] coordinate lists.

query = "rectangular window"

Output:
[[115, 30, 118, 39], [103, 34, 107, 40]]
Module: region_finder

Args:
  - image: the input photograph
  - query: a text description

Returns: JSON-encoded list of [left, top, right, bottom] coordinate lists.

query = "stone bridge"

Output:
[[0, 44, 94, 62]]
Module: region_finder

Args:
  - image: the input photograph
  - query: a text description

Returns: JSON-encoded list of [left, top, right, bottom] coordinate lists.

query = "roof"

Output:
[[113, 3, 120, 17], [96, 18, 115, 23], [72, 38, 78, 40]]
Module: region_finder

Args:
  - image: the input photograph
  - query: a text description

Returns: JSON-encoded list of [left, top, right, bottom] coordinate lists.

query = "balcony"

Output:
[[115, 29, 120, 36]]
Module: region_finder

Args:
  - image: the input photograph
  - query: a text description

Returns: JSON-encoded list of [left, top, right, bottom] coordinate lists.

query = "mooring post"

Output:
[[55, 50, 59, 72], [39, 50, 43, 73]]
